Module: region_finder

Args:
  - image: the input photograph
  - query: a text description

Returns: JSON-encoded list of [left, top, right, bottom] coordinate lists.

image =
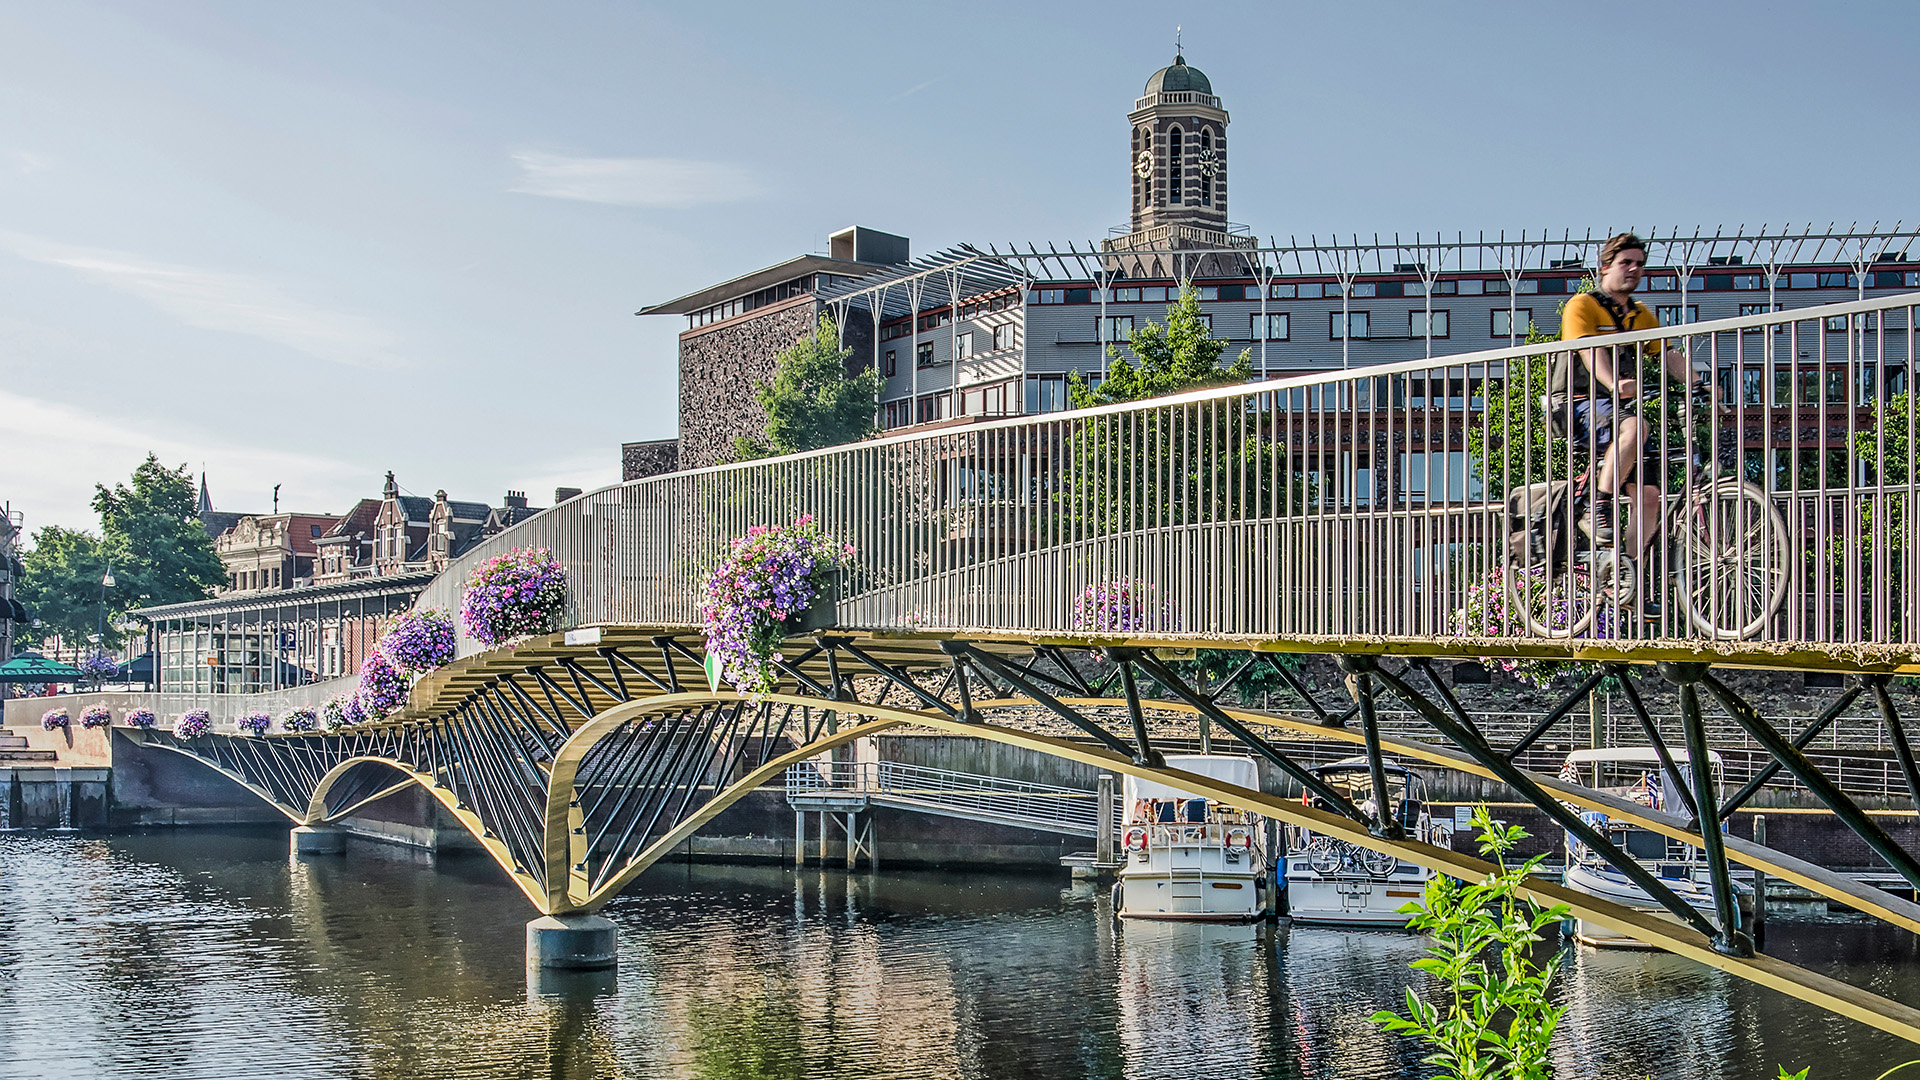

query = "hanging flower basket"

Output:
[[357, 650, 409, 720], [125, 707, 157, 730], [80, 705, 113, 730], [380, 609, 457, 675], [41, 707, 69, 731], [237, 712, 272, 736], [460, 547, 568, 648], [700, 515, 854, 698], [282, 706, 319, 733], [1072, 579, 1173, 633], [78, 653, 119, 684], [1452, 565, 1599, 689], [341, 694, 367, 726], [320, 697, 351, 731], [173, 709, 211, 738]]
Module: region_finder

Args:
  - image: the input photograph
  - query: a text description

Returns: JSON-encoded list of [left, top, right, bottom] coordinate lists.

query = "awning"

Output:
[[0, 651, 84, 682], [1, 597, 26, 622]]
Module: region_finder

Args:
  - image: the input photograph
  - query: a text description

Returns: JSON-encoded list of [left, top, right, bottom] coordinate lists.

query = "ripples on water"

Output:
[[0, 830, 1914, 1079]]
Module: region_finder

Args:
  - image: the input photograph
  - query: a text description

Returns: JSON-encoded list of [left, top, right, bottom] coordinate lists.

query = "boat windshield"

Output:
[[1309, 766, 1422, 821], [1559, 753, 1722, 811]]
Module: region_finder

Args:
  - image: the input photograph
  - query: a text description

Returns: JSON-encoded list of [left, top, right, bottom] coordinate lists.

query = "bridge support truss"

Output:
[[130, 627, 1920, 1042]]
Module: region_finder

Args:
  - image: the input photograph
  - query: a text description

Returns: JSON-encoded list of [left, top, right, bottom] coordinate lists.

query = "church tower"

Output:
[[1106, 51, 1252, 278], [1129, 53, 1228, 234]]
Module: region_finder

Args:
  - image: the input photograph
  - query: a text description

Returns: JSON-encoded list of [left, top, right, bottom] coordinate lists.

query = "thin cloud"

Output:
[[0, 232, 399, 370], [0, 389, 366, 536], [6, 150, 49, 175], [508, 150, 760, 209]]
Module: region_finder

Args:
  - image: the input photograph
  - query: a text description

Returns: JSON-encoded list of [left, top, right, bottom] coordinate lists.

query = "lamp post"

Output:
[[96, 562, 115, 686]]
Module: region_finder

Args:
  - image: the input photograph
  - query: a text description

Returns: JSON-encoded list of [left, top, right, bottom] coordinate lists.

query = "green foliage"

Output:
[[93, 454, 226, 611], [1372, 807, 1570, 1080], [1056, 286, 1286, 537], [1466, 321, 1574, 502], [1152, 648, 1302, 703], [733, 314, 881, 461], [16, 526, 112, 649], [1855, 392, 1913, 486], [1069, 284, 1254, 409], [18, 455, 222, 650]]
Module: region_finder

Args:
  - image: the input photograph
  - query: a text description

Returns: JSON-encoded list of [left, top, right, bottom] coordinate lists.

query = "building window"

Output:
[[993, 323, 1014, 350], [1135, 125, 1152, 206], [916, 342, 935, 367], [1410, 310, 1450, 338], [1100, 315, 1135, 341], [310, 525, 322, 538], [1827, 313, 1878, 332], [1111, 286, 1172, 303], [1025, 374, 1070, 414], [1166, 126, 1182, 204], [1269, 283, 1298, 300], [955, 331, 973, 359], [1194, 313, 1212, 332], [1657, 305, 1699, 326], [1491, 308, 1531, 338], [1252, 313, 1289, 340], [1331, 311, 1369, 340], [1818, 272, 1856, 289], [1199, 127, 1213, 206], [1346, 283, 1377, 298], [884, 349, 897, 377]]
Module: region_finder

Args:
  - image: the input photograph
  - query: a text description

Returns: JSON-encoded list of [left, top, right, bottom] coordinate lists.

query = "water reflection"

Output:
[[0, 830, 1912, 1079]]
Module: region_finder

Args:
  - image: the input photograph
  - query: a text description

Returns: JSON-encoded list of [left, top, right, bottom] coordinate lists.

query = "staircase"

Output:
[[0, 731, 56, 763]]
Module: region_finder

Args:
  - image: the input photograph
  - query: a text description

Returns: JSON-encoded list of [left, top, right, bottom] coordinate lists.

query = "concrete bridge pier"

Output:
[[289, 825, 346, 855], [526, 914, 618, 971]]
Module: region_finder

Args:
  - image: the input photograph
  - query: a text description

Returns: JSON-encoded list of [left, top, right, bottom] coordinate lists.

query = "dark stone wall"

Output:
[[676, 298, 878, 472], [108, 732, 287, 825], [620, 439, 680, 482], [678, 298, 821, 471]]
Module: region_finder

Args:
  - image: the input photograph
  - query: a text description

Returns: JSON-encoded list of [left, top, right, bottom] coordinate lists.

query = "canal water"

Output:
[[0, 829, 1914, 1079]]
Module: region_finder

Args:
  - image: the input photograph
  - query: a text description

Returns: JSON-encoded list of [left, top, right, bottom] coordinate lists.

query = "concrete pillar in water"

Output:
[[526, 914, 618, 970], [290, 825, 346, 855], [1095, 774, 1116, 867]]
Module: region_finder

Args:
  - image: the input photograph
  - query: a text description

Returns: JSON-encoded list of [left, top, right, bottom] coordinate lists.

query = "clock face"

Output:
[[1196, 146, 1220, 177], [1135, 149, 1153, 178]]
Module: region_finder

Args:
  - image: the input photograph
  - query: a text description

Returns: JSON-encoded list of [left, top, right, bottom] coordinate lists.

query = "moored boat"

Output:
[[1282, 757, 1446, 927], [1113, 755, 1269, 921]]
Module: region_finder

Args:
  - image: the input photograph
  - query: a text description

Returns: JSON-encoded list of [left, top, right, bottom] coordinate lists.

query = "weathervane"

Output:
[[1175, 25, 1182, 56]]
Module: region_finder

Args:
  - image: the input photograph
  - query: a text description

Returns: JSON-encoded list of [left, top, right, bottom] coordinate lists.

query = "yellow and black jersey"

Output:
[[1549, 292, 1664, 404]]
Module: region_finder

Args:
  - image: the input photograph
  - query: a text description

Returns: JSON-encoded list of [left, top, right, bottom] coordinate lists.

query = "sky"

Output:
[[3, 0, 1916, 538]]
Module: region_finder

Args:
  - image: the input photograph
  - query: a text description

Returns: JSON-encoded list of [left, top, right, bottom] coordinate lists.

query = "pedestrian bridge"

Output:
[[137, 294, 1920, 1043]]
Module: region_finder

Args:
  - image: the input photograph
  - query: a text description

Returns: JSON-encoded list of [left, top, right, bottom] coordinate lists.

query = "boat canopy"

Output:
[[1123, 755, 1259, 804], [1314, 755, 1420, 777], [1563, 747, 1723, 767]]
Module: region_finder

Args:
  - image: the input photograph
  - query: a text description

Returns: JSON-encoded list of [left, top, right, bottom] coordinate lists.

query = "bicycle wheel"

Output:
[[1675, 478, 1791, 640], [1501, 559, 1601, 638]]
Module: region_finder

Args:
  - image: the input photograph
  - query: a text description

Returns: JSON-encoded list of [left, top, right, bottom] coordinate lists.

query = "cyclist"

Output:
[[1549, 232, 1705, 559]]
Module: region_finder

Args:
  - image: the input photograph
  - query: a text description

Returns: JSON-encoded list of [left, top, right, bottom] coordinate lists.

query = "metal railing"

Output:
[[784, 759, 1109, 836], [415, 293, 1920, 658]]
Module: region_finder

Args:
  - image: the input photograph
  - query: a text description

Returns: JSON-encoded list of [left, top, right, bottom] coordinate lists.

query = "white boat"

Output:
[[1282, 757, 1446, 927], [1558, 746, 1754, 948], [1113, 755, 1270, 921]]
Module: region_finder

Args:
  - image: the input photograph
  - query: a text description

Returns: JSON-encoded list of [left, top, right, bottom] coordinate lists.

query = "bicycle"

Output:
[[1501, 390, 1792, 640]]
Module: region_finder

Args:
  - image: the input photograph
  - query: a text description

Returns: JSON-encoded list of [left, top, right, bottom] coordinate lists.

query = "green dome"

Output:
[[1145, 55, 1212, 96]]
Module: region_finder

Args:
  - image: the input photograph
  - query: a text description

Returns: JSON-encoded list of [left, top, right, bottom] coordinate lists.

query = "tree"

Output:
[[1068, 284, 1254, 409], [16, 526, 111, 650], [18, 455, 223, 650], [732, 314, 881, 461], [93, 454, 226, 611]]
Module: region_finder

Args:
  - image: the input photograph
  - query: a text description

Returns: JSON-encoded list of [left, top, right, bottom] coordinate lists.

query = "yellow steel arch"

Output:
[[302, 755, 550, 911], [542, 690, 1920, 1045]]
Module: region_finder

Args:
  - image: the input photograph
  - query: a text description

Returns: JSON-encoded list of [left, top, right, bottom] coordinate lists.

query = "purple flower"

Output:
[[77, 653, 119, 681], [237, 712, 272, 736], [460, 547, 568, 648], [40, 707, 68, 731], [79, 705, 113, 729], [379, 608, 457, 674], [173, 709, 211, 738], [320, 697, 352, 731], [357, 650, 409, 719], [700, 518, 852, 698], [1072, 580, 1176, 633], [124, 707, 156, 730], [282, 706, 319, 733]]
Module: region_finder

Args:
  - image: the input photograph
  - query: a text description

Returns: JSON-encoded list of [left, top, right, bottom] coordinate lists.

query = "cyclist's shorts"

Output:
[[1570, 399, 1661, 481]]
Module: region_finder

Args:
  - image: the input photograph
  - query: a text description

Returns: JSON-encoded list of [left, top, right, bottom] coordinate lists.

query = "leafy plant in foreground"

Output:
[[1372, 806, 1569, 1080]]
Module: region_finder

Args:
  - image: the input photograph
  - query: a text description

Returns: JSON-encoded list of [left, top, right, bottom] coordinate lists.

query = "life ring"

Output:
[[1227, 828, 1253, 850], [1124, 828, 1148, 852]]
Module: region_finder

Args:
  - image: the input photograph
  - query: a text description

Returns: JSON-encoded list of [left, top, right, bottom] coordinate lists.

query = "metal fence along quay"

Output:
[[415, 292, 1920, 666]]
